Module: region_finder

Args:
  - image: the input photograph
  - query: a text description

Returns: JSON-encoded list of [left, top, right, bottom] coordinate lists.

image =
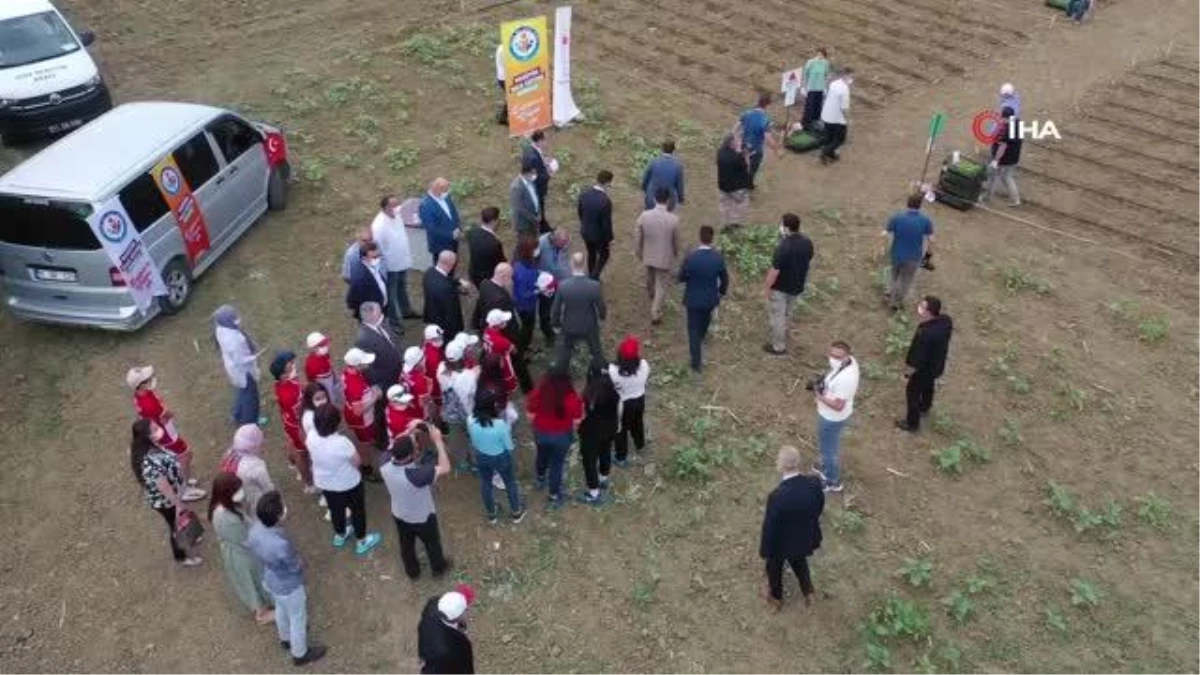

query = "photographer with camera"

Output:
[[880, 194, 934, 312], [380, 421, 453, 579], [809, 341, 860, 493]]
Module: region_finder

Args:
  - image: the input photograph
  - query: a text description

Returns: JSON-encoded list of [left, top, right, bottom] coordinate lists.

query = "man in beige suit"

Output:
[[634, 187, 681, 325]]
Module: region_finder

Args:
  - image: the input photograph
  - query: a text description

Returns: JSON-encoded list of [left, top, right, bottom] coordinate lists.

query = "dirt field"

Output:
[[1, 0, 1197, 672]]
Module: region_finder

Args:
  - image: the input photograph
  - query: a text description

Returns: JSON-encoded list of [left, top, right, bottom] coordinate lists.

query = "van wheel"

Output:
[[267, 166, 288, 211], [158, 258, 192, 315]]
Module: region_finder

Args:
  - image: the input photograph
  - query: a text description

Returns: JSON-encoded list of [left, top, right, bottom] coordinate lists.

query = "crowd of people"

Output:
[[120, 53, 989, 669]]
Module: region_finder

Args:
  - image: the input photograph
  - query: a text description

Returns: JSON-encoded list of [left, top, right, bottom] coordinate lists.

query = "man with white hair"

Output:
[[418, 585, 476, 673], [998, 83, 1021, 118], [371, 194, 419, 330], [419, 177, 462, 260], [422, 250, 467, 341], [550, 252, 607, 370], [759, 445, 825, 612]]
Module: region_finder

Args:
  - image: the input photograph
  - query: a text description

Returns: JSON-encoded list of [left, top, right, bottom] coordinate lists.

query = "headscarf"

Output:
[[213, 304, 257, 352], [229, 424, 264, 458]]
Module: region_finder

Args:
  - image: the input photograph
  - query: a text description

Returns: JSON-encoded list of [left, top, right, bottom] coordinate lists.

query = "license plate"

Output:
[[47, 119, 83, 134], [32, 268, 77, 282]]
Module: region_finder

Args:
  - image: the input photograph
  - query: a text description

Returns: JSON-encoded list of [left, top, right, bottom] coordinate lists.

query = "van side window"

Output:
[[208, 117, 261, 163], [172, 133, 219, 188], [118, 173, 170, 232]]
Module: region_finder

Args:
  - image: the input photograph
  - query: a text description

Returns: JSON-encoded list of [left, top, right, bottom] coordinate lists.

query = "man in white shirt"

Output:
[[495, 44, 508, 125], [371, 194, 418, 329], [819, 67, 853, 165], [811, 340, 860, 493]]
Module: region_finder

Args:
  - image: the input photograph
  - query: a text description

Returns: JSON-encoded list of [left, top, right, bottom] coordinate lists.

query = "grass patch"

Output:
[[997, 417, 1023, 447], [830, 506, 867, 535], [1135, 492, 1172, 529], [932, 438, 989, 476], [884, 313, 913, 360], [385, 145, 420, 173], [723, 225, 779, 279], [1043, 480, 1123, 538], [1069, 578, 1101, 608], [1137, 316, 1170, 343], [897, 557, 934, 588], [1001, 265, 1052, 295]]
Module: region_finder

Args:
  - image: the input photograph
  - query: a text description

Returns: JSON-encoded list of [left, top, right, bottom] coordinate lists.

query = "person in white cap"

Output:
[[437, 335, 481, 472], [483, 309, 518, 394], [341, 348, 382, 482], [998, 83, 1021, 118], [385, 384, 420, 447], [127, 366, 205, 501], [418, 586, 476, 674], [401, 346, 433, 419], [423, 325, 446, 417], [303, 331, 343, 407]]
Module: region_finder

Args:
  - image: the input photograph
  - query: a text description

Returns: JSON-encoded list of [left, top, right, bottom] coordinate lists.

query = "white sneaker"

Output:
[[180, 556, 203, 568], [492, 474, 506, 491], [322, 510, 332, 522], [181, 486, 207, 502], [186, 477, 199, 487]]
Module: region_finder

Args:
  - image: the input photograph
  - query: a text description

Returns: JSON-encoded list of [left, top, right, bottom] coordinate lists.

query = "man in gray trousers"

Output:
[[550, 252, 607, 371]]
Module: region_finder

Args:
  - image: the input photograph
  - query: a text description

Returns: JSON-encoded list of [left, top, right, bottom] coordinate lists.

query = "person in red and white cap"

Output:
[[304, 332, 344, 407], [418, 585, 476, 674], [402, 346, 433, 419], [609, 336, 651, 467], [127, 366, 206, 501], [385, 384, 420, 448], [342, 348, 382, 481], [483, 309, 518, 394], [423, 325, 446, 413]]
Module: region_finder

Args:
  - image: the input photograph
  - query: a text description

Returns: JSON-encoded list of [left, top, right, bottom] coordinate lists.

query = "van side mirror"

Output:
[[78, 30, 96, 47]]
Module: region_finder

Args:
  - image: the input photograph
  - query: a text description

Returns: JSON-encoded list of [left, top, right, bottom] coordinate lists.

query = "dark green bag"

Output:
[[784, 129, 824, 153], [1046, 0, 1070, 10]]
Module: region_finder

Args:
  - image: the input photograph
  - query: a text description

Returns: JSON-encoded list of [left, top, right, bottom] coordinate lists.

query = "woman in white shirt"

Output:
[[609, 336, 651, 467], [213, 305, 263, 426], [300, 383, 333, 521], [307, 404, 382, 556]]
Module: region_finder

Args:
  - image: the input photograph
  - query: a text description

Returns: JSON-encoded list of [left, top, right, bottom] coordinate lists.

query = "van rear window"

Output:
[[0, 196, 98, 250]]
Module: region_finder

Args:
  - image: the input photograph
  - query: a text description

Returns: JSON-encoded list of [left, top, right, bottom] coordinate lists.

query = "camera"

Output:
[[921, 251, 935, 271], [804, 376, 826, 394]]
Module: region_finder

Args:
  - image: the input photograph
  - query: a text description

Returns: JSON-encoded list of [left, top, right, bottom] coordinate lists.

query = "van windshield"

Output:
[[0, 196, 98, 250], [0, 11, 80, 69]]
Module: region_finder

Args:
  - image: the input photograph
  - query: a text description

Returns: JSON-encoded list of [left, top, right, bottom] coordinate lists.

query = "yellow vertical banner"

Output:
[[502, 16, 551, 137]]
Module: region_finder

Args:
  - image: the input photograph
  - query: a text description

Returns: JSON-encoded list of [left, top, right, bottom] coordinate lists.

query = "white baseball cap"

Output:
[[306, 331, 329, 349], [402, 346, 424, 373], [423, 324, 444, 343], [438, 591, 469, 621], [485, 309, 513, 327], [1000, 83, 1014, 95], [344, 348, 376, 367], [386, 384, 413, 404], [125, 365, 154, 390], [445, 339, 466, 361]]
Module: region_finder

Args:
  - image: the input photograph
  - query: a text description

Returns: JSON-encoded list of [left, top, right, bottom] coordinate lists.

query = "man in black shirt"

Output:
[[418, 588, 475, 673], [980, 107, 1022, 207], [895, 295, 953, 432], [762, 213, 815, 355]]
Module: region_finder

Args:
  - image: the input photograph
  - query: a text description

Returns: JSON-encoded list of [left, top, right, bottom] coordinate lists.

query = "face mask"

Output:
[[828, 357, 842, 370], [147, 377, 158, 390], [232, 488, 245, 503], [367, 258, 380, 269], [779, 226, 788, 236], [233, 318, 241, 328], [316, 346, 329, 356]]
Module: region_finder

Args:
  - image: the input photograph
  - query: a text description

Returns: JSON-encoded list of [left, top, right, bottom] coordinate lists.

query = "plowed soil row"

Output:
[[1027, 150, 1198, 218], [1029, 142, 1198, 193]]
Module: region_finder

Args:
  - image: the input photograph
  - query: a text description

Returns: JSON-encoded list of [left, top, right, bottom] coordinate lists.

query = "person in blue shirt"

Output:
[[640, 140, 685, 211], [678, 226, 730, 373], [247, 491, 327, 667], [466, 389, 525, 524], [880, 194, 934, 310], [535, 228, 571, 346], [512, 234, 543, 354], [739, 92, 781, 190]]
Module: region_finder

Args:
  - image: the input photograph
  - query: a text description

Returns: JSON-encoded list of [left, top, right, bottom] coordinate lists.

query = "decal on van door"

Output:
[[150, 154, 212, 264], [87, 196, 167, 312]]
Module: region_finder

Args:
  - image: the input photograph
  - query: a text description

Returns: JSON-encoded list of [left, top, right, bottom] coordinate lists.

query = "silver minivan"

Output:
[[0, 101, 291, 330]]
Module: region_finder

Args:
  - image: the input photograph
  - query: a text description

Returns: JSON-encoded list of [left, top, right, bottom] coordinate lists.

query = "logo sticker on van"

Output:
[[97, 210, 129, 244], [159, 166, 182, 196]]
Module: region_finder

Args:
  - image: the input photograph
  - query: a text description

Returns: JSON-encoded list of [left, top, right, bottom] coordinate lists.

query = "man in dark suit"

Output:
[[346, 241, 388, 323], [509, 158, 542, 238], [896, 295, 953, 432], [677, 226, 729, 373], [422, 250, 466, 341], [418, 177, 462, 259], [471, 263, 533, 392], [465, 206, 506, 289], [354, 300, 404, 465], [550, 252, 607, 371], [640, 139, 685, 211], [577, 170, 614, 280], [520, 130, 552, 232], [759, 445, 824, 612]]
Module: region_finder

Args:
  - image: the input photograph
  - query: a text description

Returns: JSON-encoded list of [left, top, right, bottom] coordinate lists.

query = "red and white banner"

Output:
[[151, 154, 212, 265]]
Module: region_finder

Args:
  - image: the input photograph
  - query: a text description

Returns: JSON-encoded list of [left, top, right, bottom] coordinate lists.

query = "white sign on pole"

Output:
[[87, 195, 166, 312], [552, 5, 583, 127], [781, 68, 802, 107]]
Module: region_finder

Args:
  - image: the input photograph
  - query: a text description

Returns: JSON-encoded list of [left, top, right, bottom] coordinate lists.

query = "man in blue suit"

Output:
[[677, 225, 728, 372], [345, 241, 388, 322], [419, 177, 461, 261], [641, 140, 684, 211]]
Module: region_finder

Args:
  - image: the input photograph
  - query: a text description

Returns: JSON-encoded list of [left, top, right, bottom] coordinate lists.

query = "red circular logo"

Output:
[[971, 110, 1003, 144]]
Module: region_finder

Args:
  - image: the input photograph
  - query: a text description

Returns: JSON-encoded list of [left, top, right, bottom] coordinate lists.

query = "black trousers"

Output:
[[801, 90, 825, 129], [554, 330, 605, 372], [394, 514, 448, 578], [155, 505, 186, 561], [324, 481, 367, 540], [579, 430, 614, 490], [537, 295, 556, 344], [765, 556, 814, 600], [517, 308, 537, 349], [615, 396, 646, 460], [686, 307, 714, 370], [821, 123, 847, 159], [905, 370, 937, 428], [585, 240, 610, 280]]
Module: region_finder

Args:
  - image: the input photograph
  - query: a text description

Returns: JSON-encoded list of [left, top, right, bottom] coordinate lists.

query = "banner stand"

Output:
[[552, 6, 583, 128]]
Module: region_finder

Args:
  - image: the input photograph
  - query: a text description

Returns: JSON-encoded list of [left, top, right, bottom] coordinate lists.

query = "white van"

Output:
[[0, 0, 111, 143], [0, 101, 291, 330]]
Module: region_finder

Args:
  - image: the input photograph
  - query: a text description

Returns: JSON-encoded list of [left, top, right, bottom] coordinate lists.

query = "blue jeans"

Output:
[[686, 307, 714, 370], [476, 451, 522, 517], [534, 431, 573, 500], [271, 585, 308, 659], [233, 376, 260, 425], [817, 414, 848, 485]]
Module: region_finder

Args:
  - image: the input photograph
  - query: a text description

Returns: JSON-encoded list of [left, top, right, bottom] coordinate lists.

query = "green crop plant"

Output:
[[300, 158, 326, 182], [884, 313, 913, 359], [1044, 605, 1069, 633], [942, 590, 973, 624], [831, 507, 866, 535], [1137, 316, 1169, 342], [865, 594, 931, 640], [931, 411, 958, 436], [932, 444, 963, 475], [1135, 492, 1172, 529], [897, 557, 934, 587], [998, 417, 1023, 446], [1002, 265, 1052, 294], [1044, 481, 1075, 517], [1069, 578, 1100, 608], [385, 145, 420, 173]]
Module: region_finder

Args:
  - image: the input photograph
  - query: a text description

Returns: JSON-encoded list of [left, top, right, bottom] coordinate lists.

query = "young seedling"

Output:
[[831, 507, 866, 535], [1135, 492, 1172, 529], [932, 444, 963, 475], [300, 158, 326, 182], [931, 411, 959, 436], [385, 145, 420, 173], [1001, 265, 1052, 295], [942, 590, 973, 624], [865, 593, 931, 640], [865, 642, 892, 672], [998, 417, 1023, 447], [1069, 578, 1101, 608], [1044, 481, 1076, 517], [897, 557, 934, 587], [1137, 316, 1169, 342], [1044, 605, 1069, 633]]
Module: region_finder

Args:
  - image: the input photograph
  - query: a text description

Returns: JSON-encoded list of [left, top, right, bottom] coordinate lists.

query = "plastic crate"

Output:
[[1046, 0, 1070, 10], [784, 129, 825, 153]]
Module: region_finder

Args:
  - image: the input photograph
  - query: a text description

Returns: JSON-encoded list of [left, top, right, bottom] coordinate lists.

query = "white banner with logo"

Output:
[[552, 5, 583, 127], [87, 195, 167, 312]]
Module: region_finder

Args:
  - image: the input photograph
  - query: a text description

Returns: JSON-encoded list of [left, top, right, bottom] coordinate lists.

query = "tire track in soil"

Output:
[[1139, 71, 1200, 91], [846, 0, 1014, 46], [1065, 127, 1200, 173], [1021, 166, 1199, 226], [1118, 82, 1199, 109], [1026, 146, 1199, 212], [1029, 142, 1199, 194], [1158, 58, 1200, 74], [798, 0, 996, 61], [1084, 112, 1199, 146], [1104, 99, 1198, 128], [693, 0, 937, 87], [877, 0, 1030, 38], [756, 0, 967, 75]]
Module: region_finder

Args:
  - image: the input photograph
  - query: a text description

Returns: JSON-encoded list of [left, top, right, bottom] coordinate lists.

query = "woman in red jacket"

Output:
[[525, 367, 584, 509]]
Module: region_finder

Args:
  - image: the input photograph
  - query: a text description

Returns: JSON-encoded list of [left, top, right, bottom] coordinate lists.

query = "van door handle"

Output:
[[215, 176, 226, 185], [228, 166, 240, 175]]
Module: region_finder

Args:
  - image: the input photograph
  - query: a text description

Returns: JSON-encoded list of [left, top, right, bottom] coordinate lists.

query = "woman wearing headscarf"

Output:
[[219, 424, 275, 518], [716, 132, 752, 232], [214, 304, 265, 426], [209, 472, 274, 625]]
